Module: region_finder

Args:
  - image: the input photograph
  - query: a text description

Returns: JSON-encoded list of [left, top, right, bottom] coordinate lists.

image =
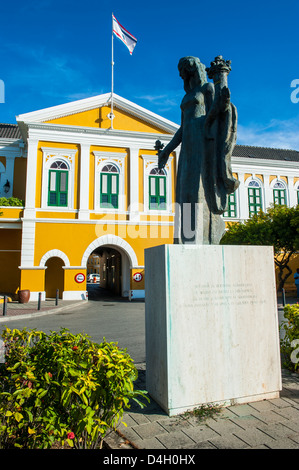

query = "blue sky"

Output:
[[1, 0, 299, 150]]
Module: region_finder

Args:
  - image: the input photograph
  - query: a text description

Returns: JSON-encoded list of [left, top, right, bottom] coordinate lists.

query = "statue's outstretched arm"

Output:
[[158, 117, 183, 170]]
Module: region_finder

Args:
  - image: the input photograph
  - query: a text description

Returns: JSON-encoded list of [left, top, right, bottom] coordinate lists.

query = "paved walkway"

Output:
[[0, 298, 87, 321], [105, 366, 299, 450]]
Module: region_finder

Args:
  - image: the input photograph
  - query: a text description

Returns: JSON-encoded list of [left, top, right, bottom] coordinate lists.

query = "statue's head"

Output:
[[178, 57, 207, 92]]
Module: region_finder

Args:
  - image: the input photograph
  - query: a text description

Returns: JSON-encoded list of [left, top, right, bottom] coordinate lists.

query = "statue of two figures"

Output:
[[157, 55, 239, 245]]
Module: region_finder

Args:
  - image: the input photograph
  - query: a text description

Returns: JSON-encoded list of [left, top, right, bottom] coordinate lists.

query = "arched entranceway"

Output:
[[87, 247, 122, 296], [82, 235, 138, 299], [45, 257, 64, 299]]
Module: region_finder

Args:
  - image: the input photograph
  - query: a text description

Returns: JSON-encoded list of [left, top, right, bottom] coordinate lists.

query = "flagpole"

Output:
[[110, 13, 114, 129]]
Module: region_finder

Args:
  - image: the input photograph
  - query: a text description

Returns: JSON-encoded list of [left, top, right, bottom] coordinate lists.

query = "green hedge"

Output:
[[0, 197, 24, 207]]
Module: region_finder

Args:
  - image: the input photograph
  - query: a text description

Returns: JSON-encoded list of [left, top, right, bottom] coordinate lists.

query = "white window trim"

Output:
[[93, 152, 126, 212], [245, 176, 265, 213], [141, 155, 174, 215], [270, 178, 289, 205], [41, 147, 77, 210]]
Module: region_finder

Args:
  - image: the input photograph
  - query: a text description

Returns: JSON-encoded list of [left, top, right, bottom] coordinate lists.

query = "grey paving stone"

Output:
[[280, 419, 299, 433], [120, 414, 139, 427], [248, 400, 278, 412], [269, 397, 296, 408], [117, 426, 142, 446], [227, 404, 258, 417], [233, 428, 276, 447], [157, 416, 192, 433], [265, 438, 299, 449], [279, 397, 299, 408], [188, 440, 218, 449], [181, 424, 220, 443], [209, 434, 248, 449], [136, 437, 167, 449], [255, 409, 290, 424], [256, 422, 299, 440], [126, 412, 151, 425], [156, 430, 196, 449], [206, 418, 244, 434], [230, 414, 266, 429], [132, 421, 168, 440], [217, 407, 240, 419], [273, 406, 299, 422]]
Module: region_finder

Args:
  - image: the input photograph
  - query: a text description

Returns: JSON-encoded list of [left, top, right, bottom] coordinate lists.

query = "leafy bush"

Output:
[[280, 304, 299, 372], [0, 328, 148, 449], [0, 197, 24, 207]]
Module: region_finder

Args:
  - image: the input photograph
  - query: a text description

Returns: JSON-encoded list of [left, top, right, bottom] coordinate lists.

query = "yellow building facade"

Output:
[[0, 93, 299, 299], [2, 93, 179, 300]]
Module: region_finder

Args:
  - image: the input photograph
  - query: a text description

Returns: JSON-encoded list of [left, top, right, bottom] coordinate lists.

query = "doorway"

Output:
[[45, 257, 64, 299]]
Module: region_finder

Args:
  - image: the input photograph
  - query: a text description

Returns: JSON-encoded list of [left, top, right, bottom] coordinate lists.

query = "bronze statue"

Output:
[[158, 55, 239, 244]]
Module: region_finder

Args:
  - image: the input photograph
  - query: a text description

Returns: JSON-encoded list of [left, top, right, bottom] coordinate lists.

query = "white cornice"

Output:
[[24, 123, 174, 150], [231, 156, 299, 172]]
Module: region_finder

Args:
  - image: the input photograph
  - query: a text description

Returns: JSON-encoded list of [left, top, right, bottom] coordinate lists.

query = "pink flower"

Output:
[[67, 432, 75, 440]]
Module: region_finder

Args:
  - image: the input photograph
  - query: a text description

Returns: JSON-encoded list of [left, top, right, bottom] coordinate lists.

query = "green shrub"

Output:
[[0, 197, 24, 207], [280, 304, 299, 372], [0, 327, 148, 449]]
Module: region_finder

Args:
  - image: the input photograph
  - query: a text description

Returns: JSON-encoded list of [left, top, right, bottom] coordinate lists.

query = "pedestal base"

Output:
[[145, 245, 282, 416]]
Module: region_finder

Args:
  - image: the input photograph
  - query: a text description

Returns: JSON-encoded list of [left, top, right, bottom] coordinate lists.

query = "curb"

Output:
[[0, 300, 88, 322]]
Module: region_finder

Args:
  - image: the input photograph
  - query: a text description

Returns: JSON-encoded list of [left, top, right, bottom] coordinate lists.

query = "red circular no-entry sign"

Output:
[[75, 273, 85, 283], [133, 272, 143, 282]]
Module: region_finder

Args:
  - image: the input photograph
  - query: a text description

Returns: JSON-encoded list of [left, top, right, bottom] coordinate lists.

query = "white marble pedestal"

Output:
[[144, 244, 281, 416]]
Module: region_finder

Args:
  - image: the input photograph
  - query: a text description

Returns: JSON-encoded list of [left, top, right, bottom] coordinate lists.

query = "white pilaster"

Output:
[[20, 220, 36, 267], [263, 174, 271, 210], [24, 138, 38, 218], [78, 143, 90, 220], [288, 176, 297, 207], [129, 147, 140, 221], [237, 172, 248, 220]]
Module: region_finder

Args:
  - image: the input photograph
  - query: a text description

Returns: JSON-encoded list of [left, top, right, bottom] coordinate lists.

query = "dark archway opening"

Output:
[[45, 257, 64, 299], [87, 247, 122, 300]]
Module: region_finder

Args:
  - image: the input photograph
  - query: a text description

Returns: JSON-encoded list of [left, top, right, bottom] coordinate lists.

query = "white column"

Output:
[[129, 147, 140, 222], [288, 176, 297, 207], [24, 138, 38, 219], [20, 220, 36, 267], [237, 172, 248, 221], [78, 143, 90, 220], [263, 174, 271, 210]]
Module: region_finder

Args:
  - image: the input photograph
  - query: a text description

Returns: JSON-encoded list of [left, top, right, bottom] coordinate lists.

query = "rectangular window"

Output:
[[48, 170, 68, 207], [273, 189, 286, 205], [248, 187, 262, 216], [149, 176, 166, 210], [100, 173, 119, 209], [224, 193, 237, 218]]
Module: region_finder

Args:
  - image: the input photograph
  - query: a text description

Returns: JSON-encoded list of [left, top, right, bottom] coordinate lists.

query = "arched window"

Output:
[[149, 168, 166, 210], [247, 179, 263, 216], [100, 163, 119, 209], [273, 181, 287, 205], [48, 160, 69, 207]]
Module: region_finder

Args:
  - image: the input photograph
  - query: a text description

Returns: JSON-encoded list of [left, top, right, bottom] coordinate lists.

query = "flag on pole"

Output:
[[112, 14, 137, 55]]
